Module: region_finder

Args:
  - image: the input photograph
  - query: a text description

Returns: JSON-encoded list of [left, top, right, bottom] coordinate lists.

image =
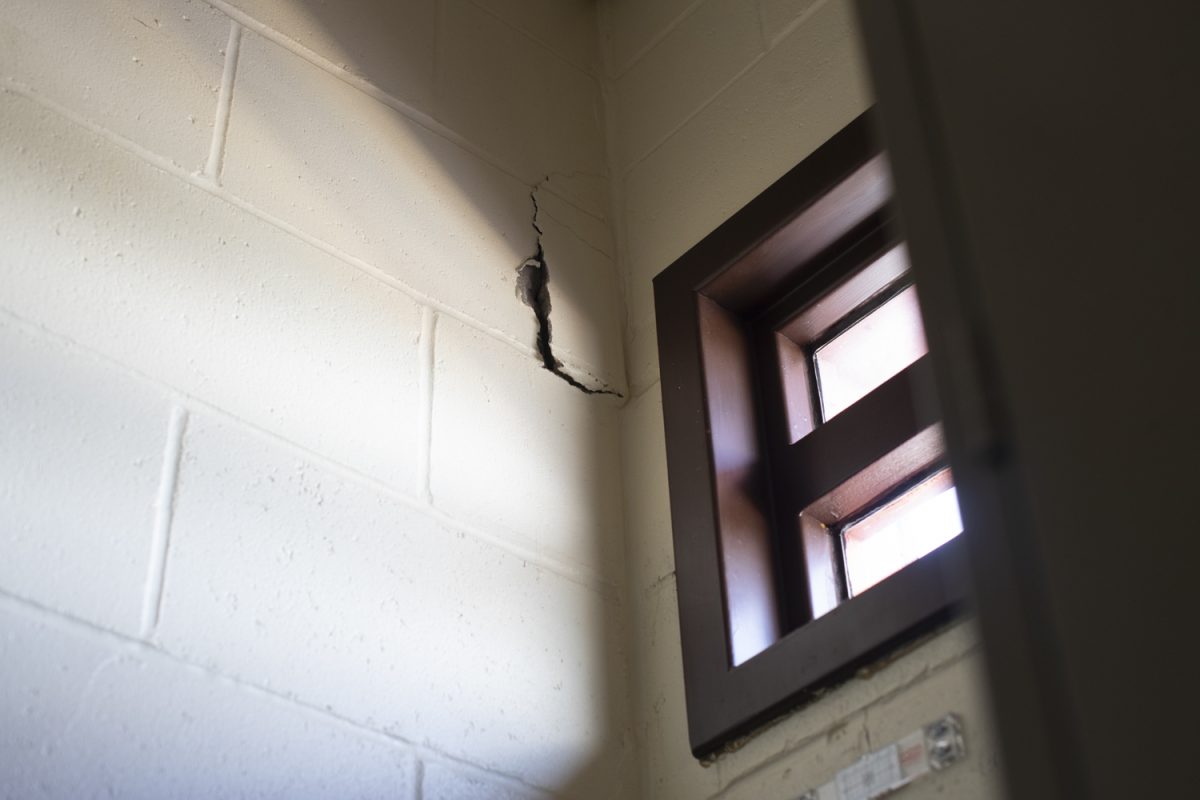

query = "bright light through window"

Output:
[[815, 283, 929, 421], [843, 473, 963, 595]]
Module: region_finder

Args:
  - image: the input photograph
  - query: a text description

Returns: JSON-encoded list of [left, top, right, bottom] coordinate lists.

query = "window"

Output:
[[653, 111, 969, 757]]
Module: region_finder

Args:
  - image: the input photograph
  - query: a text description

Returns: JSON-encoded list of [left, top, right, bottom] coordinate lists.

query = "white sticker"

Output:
[[835, 743, 903, 800]]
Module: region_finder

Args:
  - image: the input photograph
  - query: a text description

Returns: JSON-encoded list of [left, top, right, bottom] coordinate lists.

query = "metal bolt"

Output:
[[924, 713, 966, 771]]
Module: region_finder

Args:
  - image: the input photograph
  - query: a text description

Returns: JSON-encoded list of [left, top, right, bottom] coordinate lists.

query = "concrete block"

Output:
[[631, 577, 722, 800], [0, 601, 120, 797], [0, 89, 425, 489], [156, 412, 623, 791], [471, 0, 598, 71], [614, 0, 765, 172], [436, 0, 608, 218], [0, 0, 228, 171], [760, 0, 824, 45], [534, 182, 615, 261], [625, 310, 662, 397], [0, 602, 417, 799], [536, 188, 625, 390], [713, 622, 984, 786], [0, 318, 167, 635], [634, 573, 986, 798], [604, 0, 699, 76], [714, 711, 868, 800], [421, 761, 552, 800], [222, 32, 538, 353], [622, 0, 870, 386], [858, 655, 1005, 800], [430, 318, 624, 578], [634, 572, 866, 800], [221, 0, 437, 112], [719, 650, 1002, 800], [619, 385, 675, 594]]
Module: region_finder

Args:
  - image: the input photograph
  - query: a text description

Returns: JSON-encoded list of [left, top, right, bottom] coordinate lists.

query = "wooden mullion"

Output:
[[776, 356, 942, 515]]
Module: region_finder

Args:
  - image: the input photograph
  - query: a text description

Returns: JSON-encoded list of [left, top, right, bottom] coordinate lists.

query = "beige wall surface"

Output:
[[601, 1, 1007, 798], [0, 1, 629, 797], [2, 0, 1006, 798]]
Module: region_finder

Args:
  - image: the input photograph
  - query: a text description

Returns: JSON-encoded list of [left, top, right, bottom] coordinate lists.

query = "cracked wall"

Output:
[[518, 186, 623, 396], [0, 1, 629, 798], [1, 1, 1010, 798]]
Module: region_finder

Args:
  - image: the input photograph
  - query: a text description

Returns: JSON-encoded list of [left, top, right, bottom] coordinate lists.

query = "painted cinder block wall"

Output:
[[599, 0, 1009, 798], [2, 1, 1009, 799], [0, 1, 631, 798]]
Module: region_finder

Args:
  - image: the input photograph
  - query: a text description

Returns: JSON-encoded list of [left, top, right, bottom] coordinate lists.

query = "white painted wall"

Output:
[[600, 1, 1009, 798], [0, 1, 630, 798], [2, 1, 1009, 798]]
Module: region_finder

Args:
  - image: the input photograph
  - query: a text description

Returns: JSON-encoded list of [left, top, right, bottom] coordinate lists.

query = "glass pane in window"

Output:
[[814, 284, 928, 420], [843, 473, 963, 595]]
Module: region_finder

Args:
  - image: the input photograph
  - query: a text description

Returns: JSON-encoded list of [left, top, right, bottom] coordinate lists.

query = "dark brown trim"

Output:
[[653, 110, 968, 757], [697, 295, 782, 666], [693, 536, 968, 756], [774, 358, 941, 515]]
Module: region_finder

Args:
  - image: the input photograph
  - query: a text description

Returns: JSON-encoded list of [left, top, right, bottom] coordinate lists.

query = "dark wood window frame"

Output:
[[653, 111, 971, 758]]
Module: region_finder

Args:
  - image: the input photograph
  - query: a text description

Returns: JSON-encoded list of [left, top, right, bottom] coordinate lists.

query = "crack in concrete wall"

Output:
[[516, 186, 621, 397]]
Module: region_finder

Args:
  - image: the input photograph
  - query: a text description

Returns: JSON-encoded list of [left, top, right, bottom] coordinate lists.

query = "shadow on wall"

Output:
[[0, 0, 629, 797], [219, 0, 621, 395], [179, 0, 630, 795]]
